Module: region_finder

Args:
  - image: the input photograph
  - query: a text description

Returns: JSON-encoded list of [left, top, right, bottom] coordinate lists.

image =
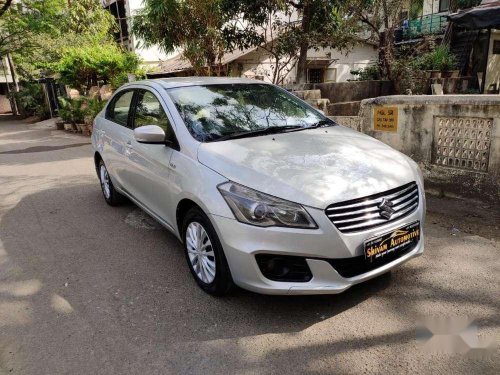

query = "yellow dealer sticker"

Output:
[[374, 106, 398, 132], [364, 221, 420, 262]]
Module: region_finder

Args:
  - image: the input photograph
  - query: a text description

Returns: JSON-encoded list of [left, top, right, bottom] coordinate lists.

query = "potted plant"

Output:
[[433, 46, 457, 78], [83, 96, 106, 135], [58, 98, 72, 130], [58, 97, 85, 132]]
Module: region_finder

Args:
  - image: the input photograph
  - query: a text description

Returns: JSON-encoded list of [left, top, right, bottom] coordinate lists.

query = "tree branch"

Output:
[[0, 0, 13, 18], [360, 15, 380, 37], [287, 1, 303, 9]]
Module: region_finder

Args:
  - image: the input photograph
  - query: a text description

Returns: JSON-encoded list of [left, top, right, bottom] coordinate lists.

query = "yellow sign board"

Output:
[[373, 106, 398, 132]]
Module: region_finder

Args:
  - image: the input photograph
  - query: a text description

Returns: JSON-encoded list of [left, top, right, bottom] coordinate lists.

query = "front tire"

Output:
[[182, 207, 233, 296], [98, 160, 125, 206]]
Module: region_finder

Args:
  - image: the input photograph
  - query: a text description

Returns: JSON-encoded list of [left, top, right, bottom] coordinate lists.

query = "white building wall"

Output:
[[231, 43, 377, 84], [306, 44, 378, 82], [423, 0, 440, 15]]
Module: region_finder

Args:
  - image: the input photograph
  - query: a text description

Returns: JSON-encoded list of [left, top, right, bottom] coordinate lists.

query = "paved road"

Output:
[[0, 117, 498, 374]]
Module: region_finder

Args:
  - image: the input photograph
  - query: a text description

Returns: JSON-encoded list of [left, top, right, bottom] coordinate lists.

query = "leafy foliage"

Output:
[[3, 0, 129, 84], [350, 65, 380, 81], [413, 46, 457, 71], [133, 0, 358, 80], [10, 81, 49, 118], [56, 41, 141, 92], [58, 97, 85, 125], [64, 0, 116, 36], [133, 0, 228, 75], [339, 0, 407, 80], [0, 0, 65, 58]]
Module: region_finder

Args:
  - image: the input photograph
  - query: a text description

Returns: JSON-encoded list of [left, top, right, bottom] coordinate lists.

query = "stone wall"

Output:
[[357, 95, 500, 202], [284, 80, 394, 104], [314, 80, 394, 104]]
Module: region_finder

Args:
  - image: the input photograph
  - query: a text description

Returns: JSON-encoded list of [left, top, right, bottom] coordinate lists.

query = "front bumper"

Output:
[[210, 194, 425, 295]]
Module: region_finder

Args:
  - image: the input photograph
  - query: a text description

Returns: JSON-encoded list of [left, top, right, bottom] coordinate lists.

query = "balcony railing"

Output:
[[395, 14, 449, 42]]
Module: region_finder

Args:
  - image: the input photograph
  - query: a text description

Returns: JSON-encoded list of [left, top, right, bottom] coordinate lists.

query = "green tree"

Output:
[[340, 0, 406, 80], [133, 0, 292, 75], [57, 41, 141, 91], [0, 0, 65, 58], [64, 0, 116, 36], [280, 0, 356, 84]]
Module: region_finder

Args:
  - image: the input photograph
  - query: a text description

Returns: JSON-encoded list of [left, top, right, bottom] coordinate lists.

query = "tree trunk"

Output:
[[378, 29, 394, 81], [295, 1, 312, 84]]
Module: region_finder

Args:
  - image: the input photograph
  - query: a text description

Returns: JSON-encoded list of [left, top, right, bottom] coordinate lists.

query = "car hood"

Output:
[[197, 126, 417, 208]]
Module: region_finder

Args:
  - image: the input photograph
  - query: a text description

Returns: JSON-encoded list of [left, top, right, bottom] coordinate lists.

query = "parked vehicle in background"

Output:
[[92, 77, 425, 295]]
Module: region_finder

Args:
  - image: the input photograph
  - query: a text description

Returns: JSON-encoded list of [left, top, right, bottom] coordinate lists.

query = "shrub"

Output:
[[413, 46, 457, 71], [392, 59, 428, 95], [83, 96, 106, 124], [58, 97, 85, 125], [351, 65, 380, 81], [11, 82, 50, 119], [56, 41, 141, 92]]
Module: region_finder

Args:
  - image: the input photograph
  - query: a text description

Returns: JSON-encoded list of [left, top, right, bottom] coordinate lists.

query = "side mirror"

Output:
[[134, 125, 165, 144]]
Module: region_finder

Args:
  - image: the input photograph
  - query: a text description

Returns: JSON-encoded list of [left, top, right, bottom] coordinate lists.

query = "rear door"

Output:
[[100, 89, 135, 190]]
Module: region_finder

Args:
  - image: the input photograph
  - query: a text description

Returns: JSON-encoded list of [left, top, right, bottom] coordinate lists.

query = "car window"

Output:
[[133, 90, 172, 133], [106, 90, 134, 127], [166, 84, 330, 142]]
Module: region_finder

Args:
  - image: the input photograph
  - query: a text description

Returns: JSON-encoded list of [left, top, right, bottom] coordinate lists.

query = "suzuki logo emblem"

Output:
[[378, 198, 395, 220]]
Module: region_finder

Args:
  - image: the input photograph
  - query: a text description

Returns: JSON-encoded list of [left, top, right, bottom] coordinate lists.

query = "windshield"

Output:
[[166, 83, 332, 142]]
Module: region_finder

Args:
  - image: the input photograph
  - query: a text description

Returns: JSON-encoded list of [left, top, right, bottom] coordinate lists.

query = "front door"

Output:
[[126, 88, 178, 227]]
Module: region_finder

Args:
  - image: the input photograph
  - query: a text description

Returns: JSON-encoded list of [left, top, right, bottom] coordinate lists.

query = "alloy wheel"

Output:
[[100, 164, 111, 199], [186, 222, 216, 284]]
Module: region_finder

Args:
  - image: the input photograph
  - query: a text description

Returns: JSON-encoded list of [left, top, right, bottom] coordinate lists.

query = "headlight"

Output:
[[217, 182, 317, 229]]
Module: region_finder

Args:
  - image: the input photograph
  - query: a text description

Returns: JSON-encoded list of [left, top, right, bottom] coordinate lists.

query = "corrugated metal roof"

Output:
[[156, 46, 260, 74]]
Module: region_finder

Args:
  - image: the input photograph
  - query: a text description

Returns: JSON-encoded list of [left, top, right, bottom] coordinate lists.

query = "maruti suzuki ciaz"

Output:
[[92, 77, 425, 295]]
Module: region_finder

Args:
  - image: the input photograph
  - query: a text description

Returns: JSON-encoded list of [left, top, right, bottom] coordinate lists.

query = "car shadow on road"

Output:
[[0, 183, 393, 347]]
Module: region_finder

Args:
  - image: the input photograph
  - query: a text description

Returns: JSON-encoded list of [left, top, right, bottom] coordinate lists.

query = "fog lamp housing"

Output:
[[255, 254, 312, 282]]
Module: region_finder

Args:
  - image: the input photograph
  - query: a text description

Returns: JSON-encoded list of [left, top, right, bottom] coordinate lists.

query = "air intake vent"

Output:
[[325, 182, 419, 233]]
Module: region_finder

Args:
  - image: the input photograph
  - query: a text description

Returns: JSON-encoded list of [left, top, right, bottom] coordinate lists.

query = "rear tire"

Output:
[[182, 207, 234, 296], [98, 159, 125, 206]]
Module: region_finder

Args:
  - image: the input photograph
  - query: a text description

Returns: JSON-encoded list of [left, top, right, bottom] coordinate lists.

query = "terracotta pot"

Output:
[[83, 124, 92, 136], [56, 122, 65, 130]]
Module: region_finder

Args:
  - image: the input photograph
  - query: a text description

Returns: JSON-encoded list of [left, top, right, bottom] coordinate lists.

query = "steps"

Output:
[[327, 101, 361, 116], [292, 89, 330, 113]]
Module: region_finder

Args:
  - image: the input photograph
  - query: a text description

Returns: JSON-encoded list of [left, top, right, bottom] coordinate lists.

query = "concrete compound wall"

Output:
[[355, 95, 500, 202], [286, 80, 394, 105]]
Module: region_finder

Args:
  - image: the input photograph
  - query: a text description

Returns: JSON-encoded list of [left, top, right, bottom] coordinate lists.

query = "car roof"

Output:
[[125, 77, 271, 90]]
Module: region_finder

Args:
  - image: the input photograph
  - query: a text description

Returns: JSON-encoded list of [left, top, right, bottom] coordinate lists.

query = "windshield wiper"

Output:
[[215, 125, 303, 141], [308, 119, 335, 128]]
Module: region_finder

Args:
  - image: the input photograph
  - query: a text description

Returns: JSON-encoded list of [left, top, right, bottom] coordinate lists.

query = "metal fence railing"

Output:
[[396, 14, 449, 41]]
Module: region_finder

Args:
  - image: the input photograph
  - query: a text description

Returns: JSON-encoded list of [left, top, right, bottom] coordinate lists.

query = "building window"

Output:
[[105, 0, 130, 50], [439, 0, 450, 12], [308, 69, 324, 83]]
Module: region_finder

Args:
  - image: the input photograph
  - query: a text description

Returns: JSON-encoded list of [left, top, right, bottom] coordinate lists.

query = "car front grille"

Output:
[[325, 182, 419, 233]]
